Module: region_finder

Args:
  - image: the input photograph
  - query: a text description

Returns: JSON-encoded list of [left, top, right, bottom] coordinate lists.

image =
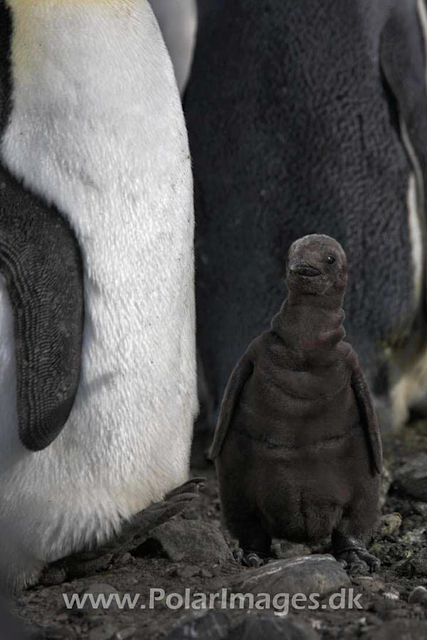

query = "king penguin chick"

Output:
[[210, 235, 382, 573]]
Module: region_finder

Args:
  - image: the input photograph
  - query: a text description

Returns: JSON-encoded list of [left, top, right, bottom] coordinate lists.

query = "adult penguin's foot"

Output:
[[233, 548, 271, 568], [332, 533, 380, 575], [38, 477, 205, 586]]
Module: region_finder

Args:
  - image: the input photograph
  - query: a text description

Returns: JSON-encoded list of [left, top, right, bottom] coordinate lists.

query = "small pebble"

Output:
[[55, 612, 69, 622], [200, 568, 214, 578], [369, 599, 397, 614], [391, 558, 416, 577], [40, 626, 74, 640], [401, 529, 426, 546], [412, 605, 426, 616], [380, 466, 392, 507], [413, 502, 427, 518], [115, 628, 137, 640], [89, 623, 116, 640], [382, 586, 399, 601], [393, 453, 427, 501], [353, 576, 385, 593], [177, 565, 201, 579], [86, 615, 106, 628], [113, 552, 134, 566], [378, 513, 402, 536]]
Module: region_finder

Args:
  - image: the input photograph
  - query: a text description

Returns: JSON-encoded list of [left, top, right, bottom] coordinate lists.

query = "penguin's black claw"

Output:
[[37, 552, 114, 587], [233, 548, 244, 564], [332, 532, 380, 575], [359, 550, 381, 573], [335, 549, 380, 575], [244, 553, 265, 568], [165, 477, 206, 499], [233, 548, 268, 568]]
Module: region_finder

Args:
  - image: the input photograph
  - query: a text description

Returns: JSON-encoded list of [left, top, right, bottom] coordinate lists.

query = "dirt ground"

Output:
[[11, 421, 427, 640]]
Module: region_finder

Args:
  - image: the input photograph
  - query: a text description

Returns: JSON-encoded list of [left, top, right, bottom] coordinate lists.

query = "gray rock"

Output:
[[142, 520, 232, 564], [86, 616, 106, 628], [413, 501, 427, 517], [177, 565, 201, 579], [273, 542, 312, 561], [380, 466, 392, 507], [70, 584, 120, 614], [33, 626, 76, 639], [371, 620, 427, 640], [164, 611, 229, 640], [378, 513, 402, 536], [382, 586, 399, 600], [401, 529, 426, 546], [85, 583, 119, 596], [408, 555, 427, 577], [352, 576, 385, 593], [115, 629, 137, 640], [408, 586, 427, 605], [112, 552, 134, 567], [233, 615, 320, 640], [231, 555, 350, 598], [393, 454, 427, 501], [369, 598, 398, 614], [89, 623, 116, 640], [391, 557, 418, 577], [200, 568, 214, 578]]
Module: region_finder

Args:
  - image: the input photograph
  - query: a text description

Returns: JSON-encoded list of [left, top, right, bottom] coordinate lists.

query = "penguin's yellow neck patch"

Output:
[[7, 0, 130, 6], [7, 0, 135, 84]]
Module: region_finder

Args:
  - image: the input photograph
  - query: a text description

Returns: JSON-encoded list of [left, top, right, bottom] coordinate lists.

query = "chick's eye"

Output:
[[326, 255, 336, 265]]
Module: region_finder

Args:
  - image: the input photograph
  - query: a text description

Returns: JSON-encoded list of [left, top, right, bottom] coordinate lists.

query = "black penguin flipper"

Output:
[[351, 364, 383, 475], [208, 350, 254, 460], [0, 167, 84, 452], [380, 3, 427, 213]]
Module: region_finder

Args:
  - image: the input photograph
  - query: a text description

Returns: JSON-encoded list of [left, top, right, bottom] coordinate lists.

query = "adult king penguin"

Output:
[[149, 0, 197, 95], [0, 0, 198, 590], [185, 0, 427, 435]]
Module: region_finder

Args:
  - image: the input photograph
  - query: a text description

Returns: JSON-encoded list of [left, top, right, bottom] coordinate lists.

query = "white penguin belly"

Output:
[[0, 0, 197, 587]]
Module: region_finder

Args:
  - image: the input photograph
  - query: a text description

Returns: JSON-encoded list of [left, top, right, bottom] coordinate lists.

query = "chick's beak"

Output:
[[289, 261, 321, 277]]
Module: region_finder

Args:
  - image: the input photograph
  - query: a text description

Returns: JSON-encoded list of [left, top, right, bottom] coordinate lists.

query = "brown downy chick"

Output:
[[210, 234, 382, 572]]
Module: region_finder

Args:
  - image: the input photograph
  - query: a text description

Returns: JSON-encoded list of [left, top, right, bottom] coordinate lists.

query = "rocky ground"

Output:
[[9, 421, 427, 640]]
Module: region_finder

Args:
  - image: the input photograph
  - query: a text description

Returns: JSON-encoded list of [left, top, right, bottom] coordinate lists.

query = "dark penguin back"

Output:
[[186, 0, 426, 413]]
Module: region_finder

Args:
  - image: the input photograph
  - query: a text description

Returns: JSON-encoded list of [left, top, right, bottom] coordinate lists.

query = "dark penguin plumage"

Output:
[[210, 235, 382, 571], [0, 2, 84, 452], [186, 0, 427, 432]]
